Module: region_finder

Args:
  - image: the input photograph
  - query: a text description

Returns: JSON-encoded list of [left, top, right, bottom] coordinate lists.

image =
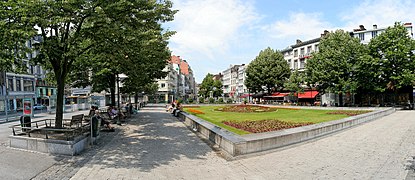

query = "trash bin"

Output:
[[91, 116, 100, 137], [20, 116, 31, 132]]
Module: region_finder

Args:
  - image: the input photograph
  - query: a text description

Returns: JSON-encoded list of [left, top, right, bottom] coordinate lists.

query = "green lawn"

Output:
[[184, 106, 367, 135]]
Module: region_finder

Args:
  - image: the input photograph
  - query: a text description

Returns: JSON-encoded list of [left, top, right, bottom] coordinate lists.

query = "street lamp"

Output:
[[116, 74, 121, 125]]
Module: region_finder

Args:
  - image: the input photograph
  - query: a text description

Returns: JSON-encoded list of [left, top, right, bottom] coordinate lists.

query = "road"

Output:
[[31, 104, 415, 179]]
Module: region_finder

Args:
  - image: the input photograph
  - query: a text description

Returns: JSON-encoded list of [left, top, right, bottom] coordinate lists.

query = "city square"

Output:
[[1, 0, 415, 179]]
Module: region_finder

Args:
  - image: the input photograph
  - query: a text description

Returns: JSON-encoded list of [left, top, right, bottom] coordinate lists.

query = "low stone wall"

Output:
[[178, 107, 395, 157], [9, 133, 97, 156]]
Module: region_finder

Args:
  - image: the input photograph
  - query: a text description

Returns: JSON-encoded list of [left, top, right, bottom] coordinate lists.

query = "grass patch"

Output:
[[184, 105, 372, 135]]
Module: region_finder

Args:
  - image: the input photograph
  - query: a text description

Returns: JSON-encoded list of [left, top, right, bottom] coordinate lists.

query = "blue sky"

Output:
[[164, 0, 415, 83]]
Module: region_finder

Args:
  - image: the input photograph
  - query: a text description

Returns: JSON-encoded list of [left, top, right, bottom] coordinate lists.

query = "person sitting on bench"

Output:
[[95, 110, 114, 131]]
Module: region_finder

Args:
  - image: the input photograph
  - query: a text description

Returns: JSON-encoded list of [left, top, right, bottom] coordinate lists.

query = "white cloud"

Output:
[[168, 0, 258, 60], [341, 0, 415, 30], [264, 12, 333, 41]]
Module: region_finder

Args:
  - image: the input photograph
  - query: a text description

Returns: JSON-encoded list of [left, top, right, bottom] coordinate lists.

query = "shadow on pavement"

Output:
[[83, 109, 212, 172]]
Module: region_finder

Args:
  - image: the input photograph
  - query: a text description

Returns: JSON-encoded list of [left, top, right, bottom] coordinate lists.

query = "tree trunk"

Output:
[[109, 74, 116, 106], [338, 92, 343, 107], [55, 74, 65, 128]]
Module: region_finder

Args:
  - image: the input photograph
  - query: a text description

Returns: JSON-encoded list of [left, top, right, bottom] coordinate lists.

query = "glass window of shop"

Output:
[[16, 79, 21, 91], [23, 80, 33, 91], [7, 79, 13, 91]]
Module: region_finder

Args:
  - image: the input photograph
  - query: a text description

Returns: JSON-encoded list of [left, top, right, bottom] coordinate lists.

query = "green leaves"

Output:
[[367, 22, 415, 92], [198, 73, 222, 98], [306, 30, 367, 93], [246, 47, 291, 93]]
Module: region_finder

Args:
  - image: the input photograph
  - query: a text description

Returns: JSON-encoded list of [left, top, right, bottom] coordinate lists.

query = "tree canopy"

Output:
[[367, 22, 415, 92], [306, 30, 367, 94], [245, 47, 290, 93], [284, 70, 305, 94], [198, 73, 222, 98], [0, 0, 176, 128]]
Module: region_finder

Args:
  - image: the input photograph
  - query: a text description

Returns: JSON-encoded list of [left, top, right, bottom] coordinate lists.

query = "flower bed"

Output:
[[223, 120, 314, 133], [215, 105, 278, 113], [327, 110, 371, 116], [187, 108, 205, 114]]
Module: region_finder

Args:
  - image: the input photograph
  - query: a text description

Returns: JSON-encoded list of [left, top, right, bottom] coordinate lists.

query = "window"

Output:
[[294, 50, 298, 57], [287, 59, 292, 69], [300, 59, 305, 69], [7, 79, 13, 91], [307, 46, 312, 54], [371, 31, 378, 38], [46, 89, 49, 96], [40, 88, 43, 96], [315, 44, 319, 52], [161, 83, 165, 88], [300, 48, 304, 55], [294, 60, 298, 69], [51, 89, 54, 95], [23, 80, 33, 91], [358, 33, 365, 41], [16, 79, 21, 91]]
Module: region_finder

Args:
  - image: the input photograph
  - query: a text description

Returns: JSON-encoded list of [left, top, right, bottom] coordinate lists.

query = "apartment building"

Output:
[[156, 55, 196, 103], [219, 64, 248, 101], [0, 36, 50, 114], [351, 23, 413, 44]]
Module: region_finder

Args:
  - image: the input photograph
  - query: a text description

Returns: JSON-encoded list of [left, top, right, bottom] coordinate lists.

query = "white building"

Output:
[[156, 55, 196, 103], [351, 23, 413, 44], [220, 64, 248, 100]]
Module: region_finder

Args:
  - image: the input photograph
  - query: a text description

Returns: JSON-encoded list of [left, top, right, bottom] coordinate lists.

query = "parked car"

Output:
[[33, 104, 46, 110]]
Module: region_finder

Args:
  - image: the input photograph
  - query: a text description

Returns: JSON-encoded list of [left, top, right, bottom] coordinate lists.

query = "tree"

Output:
[[198, 73, 214, 98], [198, 74, 222, 98], [245, 47, 290, 93], [212, 79, 223, 97], [0, 1, 176, 128], [367, 22, 415, 98], [284, 70, 305, 102], [306, 30, 368, 105]]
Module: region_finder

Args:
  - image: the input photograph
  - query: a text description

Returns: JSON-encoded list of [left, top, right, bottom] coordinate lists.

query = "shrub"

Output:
[[218, 98, 224, 104], [209, 97, 215, 103], [226, 98, 233, 104], [188, 98, 194, 104], [199, 98, 204, 104]]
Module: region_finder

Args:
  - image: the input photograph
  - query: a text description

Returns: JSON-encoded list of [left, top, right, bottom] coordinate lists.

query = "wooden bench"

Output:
[[63, 114, 86, 128]]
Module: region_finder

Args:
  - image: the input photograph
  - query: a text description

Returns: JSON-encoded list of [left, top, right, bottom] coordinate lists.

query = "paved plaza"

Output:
[[1, 105, 415, 179]]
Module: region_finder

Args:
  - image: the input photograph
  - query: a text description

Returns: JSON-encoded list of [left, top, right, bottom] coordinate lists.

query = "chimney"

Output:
[[373, 24, 377, 29], [359, 25, 366, 30], [321, 30, 329, 37], [296, 39, 302, 44]]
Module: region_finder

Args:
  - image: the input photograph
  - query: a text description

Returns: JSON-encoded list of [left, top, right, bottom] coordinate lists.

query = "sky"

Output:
[[164, 0, 415, 83]]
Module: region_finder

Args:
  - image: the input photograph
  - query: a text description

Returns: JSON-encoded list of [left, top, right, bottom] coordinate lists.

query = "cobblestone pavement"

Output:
[[33, 105, 415, 179]]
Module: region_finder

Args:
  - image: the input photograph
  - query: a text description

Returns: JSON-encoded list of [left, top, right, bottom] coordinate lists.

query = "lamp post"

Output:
[[116, 74, 121, 125]]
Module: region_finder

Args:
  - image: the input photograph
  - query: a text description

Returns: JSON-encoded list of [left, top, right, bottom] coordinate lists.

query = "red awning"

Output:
[[264, 92, 290, 98], [240, 94, 252, 98], [297, 91, 319, 99], [273, 93, 289, 97]]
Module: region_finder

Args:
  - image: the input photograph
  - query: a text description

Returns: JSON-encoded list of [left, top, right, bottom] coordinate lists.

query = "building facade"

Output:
[[155, 55, 196, 103], [351, 23, 413, 44]]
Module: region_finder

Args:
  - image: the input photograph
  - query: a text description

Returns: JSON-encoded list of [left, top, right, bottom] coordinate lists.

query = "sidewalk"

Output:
[[28, 104, 415, 179], [0, 109, 91, 180]]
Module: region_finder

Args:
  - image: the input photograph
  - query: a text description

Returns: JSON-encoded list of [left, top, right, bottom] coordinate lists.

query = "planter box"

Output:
[[9, 133, 98, 156], [179, 107, 395, 157]]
